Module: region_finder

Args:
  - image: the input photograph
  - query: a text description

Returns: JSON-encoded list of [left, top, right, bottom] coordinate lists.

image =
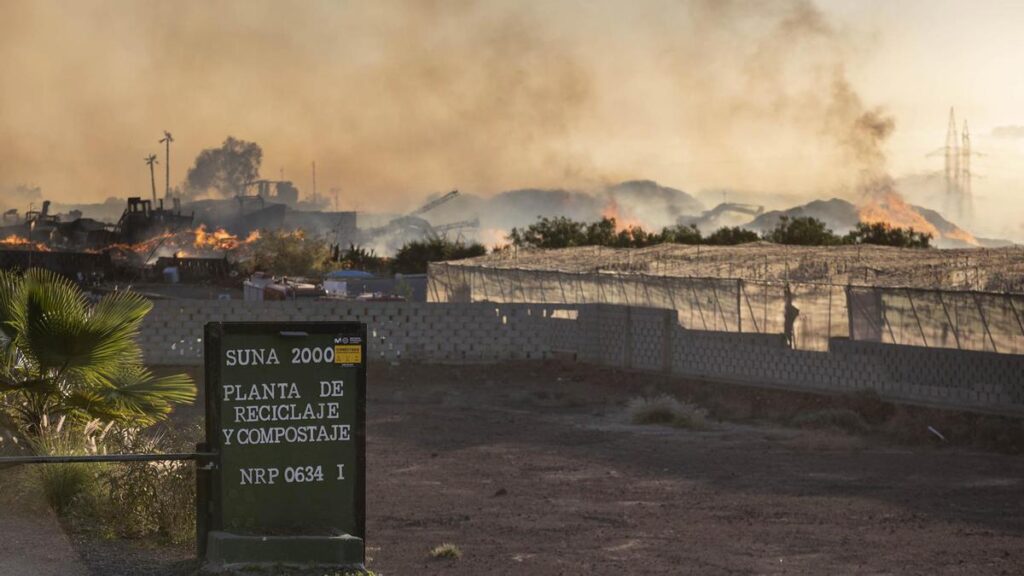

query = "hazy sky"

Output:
[[823, 1, 1024, 172], [1, 0, 1022, 239]]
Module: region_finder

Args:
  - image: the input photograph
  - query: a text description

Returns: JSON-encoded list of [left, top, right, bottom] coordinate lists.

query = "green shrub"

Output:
[[0, 268, 195, 439], [843, 221, 932, 248], [661, 224, 703, 245], [705, 226, 759, 245], [38, 461, 92, 515], [508, 216, 590, 248], [391, 237, 486, 274], [30, 417, 108, 515], [90, 423, 200, 544], [762, 216, 840, 245], [247, 229, 332, 277]]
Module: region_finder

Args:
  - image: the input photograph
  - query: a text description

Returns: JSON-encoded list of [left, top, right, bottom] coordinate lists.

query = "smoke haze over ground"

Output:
[[0, 1, 1020, 240]]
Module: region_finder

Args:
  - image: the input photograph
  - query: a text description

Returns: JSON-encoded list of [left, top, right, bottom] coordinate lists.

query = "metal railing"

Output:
[[0, 452, 216, 465], [0, 445, 217, 555]]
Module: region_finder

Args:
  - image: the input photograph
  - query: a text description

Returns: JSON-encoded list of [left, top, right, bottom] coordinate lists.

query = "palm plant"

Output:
[[0, 269, 195, 439]]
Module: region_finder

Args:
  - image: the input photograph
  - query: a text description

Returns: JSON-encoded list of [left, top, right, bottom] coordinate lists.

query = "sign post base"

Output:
[[204, 531, 365, 571]]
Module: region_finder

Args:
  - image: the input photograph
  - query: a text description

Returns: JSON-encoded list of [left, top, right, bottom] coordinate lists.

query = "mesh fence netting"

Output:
[[429, 262, 1024, 355], [848, 286, 1024, 354]]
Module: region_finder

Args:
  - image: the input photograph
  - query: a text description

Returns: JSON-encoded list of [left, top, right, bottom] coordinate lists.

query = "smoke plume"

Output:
[[0, 0, 895, 216]]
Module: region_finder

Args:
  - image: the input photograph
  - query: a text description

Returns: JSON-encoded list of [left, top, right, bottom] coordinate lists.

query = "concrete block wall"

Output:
[[629, 307, 671, 372], [664, 322, 1023, 414], [140, 299, 1024, 415], [672, 328, 791, 383], [668, 328, 901, 398], [828, 339, 1024, 411], [576, 304, 629, 368], [542, 308, 583, 355], [141, 300, 582, 366], [569, 306, 1023, 415]]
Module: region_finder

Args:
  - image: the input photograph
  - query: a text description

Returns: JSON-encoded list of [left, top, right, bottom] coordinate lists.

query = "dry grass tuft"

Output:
[[429, 542, 463, 560], [627, 395, 708, 429]]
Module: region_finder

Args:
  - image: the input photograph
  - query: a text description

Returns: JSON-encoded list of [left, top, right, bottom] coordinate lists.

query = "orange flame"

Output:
[[97, 226, 263, 260], [0, 234, 51, 251], [103, 231, 176, 257], [943, 227, 978, 245], [193, 225, 255, 251], [479, 228, 509, 248], [858, 193, 939, 237], [601, 199, 643, 233], [858, 191, 977, 246]]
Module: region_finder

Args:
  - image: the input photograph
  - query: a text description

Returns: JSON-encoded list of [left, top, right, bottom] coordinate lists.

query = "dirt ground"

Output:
[[362, 362, 1024, 575], [24, 361, 1024, 575]]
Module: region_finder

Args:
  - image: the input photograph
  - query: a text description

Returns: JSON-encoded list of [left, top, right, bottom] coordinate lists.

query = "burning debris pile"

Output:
[[857, 189, 977, 247], [1, 234, 50, 251], [0, 192, 285, 262], [601, 199, 643, 233], [193, 225, 261, 253], [0, 193, 287, 285], [421, 180, 704, 248], [740, 190, 982, 248], [99, 225, 261, 264], [0, 173, 356, 289], [0, 197, 193, 252]]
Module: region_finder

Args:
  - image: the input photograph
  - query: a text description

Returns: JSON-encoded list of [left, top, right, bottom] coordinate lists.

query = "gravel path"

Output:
[[0, 466, 88, 576]]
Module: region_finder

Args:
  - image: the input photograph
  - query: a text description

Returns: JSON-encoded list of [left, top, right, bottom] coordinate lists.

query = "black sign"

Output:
[[202, 322, 366, 563]]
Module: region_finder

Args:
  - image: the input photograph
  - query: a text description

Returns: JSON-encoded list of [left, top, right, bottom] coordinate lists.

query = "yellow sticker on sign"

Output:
[[334, 344, 362, 364]]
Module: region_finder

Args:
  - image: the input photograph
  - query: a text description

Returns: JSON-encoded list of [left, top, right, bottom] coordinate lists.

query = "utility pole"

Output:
[[159, 131, 174, 199], [145, 154, 159, 203], [331, 186, 341, 211], [311, 161, 317, 205], [944, 109, 959, 218], [960, 120, 973, 224]]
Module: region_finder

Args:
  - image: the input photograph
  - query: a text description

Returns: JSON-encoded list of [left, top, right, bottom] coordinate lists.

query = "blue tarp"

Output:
[[325, 269, 376, 279]]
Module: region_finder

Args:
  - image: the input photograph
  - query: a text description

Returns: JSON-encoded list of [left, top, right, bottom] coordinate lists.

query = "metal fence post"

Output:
[[972, 292, 999, 353], [196, 442, 210, 558], [827, 283, 833, 340], [906, 289, 929, 347], [845, 285, 855, 340], [736, 279, 742, 333]]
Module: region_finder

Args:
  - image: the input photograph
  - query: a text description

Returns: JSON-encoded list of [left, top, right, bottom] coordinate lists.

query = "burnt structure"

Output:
[[153, 255, 231, 281], [1, 197, 193, 250], [115, 197, 193, 244], [0, 200, 61, 243], [360, 190, 477, 249], [186, 195, 287, 236], [248, 179, 299, 205]]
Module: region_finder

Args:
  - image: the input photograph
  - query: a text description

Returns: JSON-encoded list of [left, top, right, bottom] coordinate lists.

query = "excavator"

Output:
[[360, 190, 479, 248], [677, 202, 764, 230]]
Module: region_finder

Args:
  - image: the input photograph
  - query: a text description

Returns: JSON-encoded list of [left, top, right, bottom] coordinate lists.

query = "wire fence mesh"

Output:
[[429, 262, 1024, 354], [848, 286, 1024, 354]]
